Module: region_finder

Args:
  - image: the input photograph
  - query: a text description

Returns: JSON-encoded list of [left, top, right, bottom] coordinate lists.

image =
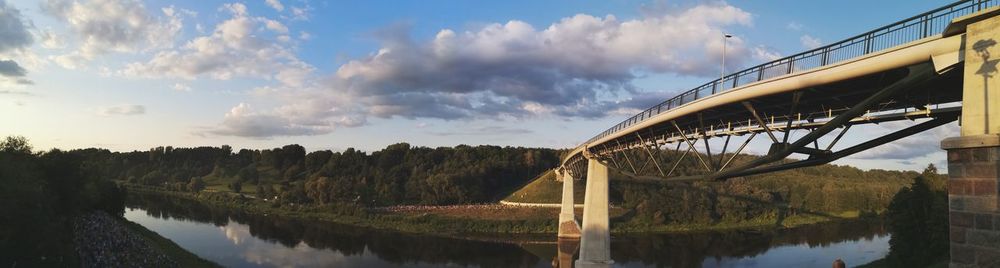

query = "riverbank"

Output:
[[73, 211, 218, 268], [126, 184, 876, 237]]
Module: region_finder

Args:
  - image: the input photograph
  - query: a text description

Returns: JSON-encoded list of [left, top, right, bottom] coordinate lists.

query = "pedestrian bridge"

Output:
[[554, 1, 1000, 267]]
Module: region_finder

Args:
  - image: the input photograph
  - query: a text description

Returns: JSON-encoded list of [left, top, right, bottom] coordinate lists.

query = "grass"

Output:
[[120, 218, 220, 267], [503, 169, 584, 204], [128, 183, 871, 237]]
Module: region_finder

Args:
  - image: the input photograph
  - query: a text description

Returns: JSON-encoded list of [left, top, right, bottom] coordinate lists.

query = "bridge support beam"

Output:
[[558, 169, 581, 238], [576, 159, 614, 268], [945, 12, 1000, 268]]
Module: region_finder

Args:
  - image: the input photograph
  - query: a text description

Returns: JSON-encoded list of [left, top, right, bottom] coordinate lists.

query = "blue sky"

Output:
[[0, 0, 958, 171]]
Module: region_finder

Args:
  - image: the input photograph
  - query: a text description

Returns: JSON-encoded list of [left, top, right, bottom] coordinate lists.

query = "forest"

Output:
[[72, 141, 561, 206]]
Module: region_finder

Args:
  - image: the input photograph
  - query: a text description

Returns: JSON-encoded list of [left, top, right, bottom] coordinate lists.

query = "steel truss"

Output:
[[566, 63, 960, 183]]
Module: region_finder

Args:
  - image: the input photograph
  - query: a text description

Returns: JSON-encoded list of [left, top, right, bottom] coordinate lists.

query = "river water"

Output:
[[124, 194, 891, 268]]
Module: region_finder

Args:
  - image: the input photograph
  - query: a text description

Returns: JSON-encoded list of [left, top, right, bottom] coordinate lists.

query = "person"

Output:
[[833, 259, 846, 268]]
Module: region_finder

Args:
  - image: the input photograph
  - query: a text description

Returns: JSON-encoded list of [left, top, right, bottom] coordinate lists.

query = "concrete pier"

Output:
[[576, 159, 613, 268], [558, 169, 581, 238], [945, 12, 1000, 268]]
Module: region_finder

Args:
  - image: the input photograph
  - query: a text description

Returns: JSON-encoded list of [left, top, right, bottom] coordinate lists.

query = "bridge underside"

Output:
[[565, 61, 963, 183]]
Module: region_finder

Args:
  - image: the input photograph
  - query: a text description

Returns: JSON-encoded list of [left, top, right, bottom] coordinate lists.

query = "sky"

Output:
[[0, 0, 961, 171]]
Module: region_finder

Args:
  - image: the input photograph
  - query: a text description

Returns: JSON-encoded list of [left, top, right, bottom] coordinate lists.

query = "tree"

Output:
[[187, 177, 206, 192], [229, 180, 243, 193], [0, 136, 31, 154], [884, 175, 949, 266], [237, 165, 259, 183]]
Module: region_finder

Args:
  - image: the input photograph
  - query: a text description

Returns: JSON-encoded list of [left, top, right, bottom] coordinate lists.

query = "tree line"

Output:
[[71, 141, 561, 206], [0, 136, 126, 266]]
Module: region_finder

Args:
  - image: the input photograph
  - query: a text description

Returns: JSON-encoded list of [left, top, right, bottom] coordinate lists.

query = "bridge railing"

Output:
[[586, 0, 998, 145]]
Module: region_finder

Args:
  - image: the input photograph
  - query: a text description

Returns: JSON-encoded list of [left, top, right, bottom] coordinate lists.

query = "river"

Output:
[[124, 194, 890, 267]]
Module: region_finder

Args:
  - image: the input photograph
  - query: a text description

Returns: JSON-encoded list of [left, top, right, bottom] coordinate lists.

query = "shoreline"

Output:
[[73, 211, 218, 268], [125, 184, 877, 238]]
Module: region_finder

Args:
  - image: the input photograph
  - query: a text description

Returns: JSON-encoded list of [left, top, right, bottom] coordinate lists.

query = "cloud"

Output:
[[289, 6, 310, 20], [172, 82, 191, 92], [38, 28, 66, 49], [41, 0, 183, 67], [331, 3, 751, 117], [786, 22, 803, 31], [0, 89, 33, 95], [0, 0, 33, 53], [800, 34, 822, 49], [752, 45, 782, 61], [427, 126, 534, 136], [265, 0, 283, 12], [98, 104, 146, 116], [121, 3, 313, 87], [0, 1, 33, 85], [0, 59, 26, 77], [853, 120, 958, 160], [198, 102, 342, 138], [205, 3, 754, 137]]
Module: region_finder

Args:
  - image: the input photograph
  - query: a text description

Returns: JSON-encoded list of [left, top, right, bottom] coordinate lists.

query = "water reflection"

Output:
[[125, 193, 889, 267]]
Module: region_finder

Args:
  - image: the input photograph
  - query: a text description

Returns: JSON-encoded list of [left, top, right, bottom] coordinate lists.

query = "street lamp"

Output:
[[721, 34, 732, 89]]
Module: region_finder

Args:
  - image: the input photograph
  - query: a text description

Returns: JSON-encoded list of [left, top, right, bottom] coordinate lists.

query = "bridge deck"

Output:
[[562, 0, 999, 168]]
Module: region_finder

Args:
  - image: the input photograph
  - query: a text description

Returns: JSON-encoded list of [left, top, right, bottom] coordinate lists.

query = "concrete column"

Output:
[[556, 238, 580, 268], [576, 159, 613, 268], [558, 169, 581, 238], [945, 12, 1000, 268]]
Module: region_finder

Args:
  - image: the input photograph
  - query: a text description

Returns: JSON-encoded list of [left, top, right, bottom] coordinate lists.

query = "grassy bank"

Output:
[[126, 184, 870, 236], [120, 219, 219, 267]]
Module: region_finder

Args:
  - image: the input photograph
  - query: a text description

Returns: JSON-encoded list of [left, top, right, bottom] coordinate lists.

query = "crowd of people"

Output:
[[73, 211, 178, 267]]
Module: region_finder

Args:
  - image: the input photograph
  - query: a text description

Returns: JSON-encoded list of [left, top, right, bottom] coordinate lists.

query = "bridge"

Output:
[[552, 1, 1000, 267]]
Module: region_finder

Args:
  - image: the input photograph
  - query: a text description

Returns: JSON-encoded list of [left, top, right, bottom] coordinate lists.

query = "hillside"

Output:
[[503, 169, 584, 204]]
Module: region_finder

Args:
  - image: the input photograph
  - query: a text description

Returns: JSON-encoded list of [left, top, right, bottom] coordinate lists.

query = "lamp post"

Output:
[[721, 34, 732, 90]]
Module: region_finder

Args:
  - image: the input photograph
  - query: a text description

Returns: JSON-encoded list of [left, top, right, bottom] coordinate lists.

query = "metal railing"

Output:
[[587, 0, 997, 144]]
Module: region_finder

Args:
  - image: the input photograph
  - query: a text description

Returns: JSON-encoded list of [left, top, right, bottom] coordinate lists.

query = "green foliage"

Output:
[[0, 136, 31, 154], [883, 165, 949, 266], [229, 180, 242, 193], [74, 142, 561, 206], [187, 177, 206, 192], [0, 136, 126, 266]]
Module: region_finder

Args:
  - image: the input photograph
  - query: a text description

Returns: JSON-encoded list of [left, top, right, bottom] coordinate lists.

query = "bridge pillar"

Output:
[[576, 159, 614, 268], [558, 169, 581, 238], [943, 13, 1000, 268]]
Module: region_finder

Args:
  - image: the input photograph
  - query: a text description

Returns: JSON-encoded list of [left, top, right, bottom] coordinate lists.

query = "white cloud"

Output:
[[853, 120, 958, 160], [265, 0, 284, 12], [203, 3, 757, 137], [331, 4, 753, 118], [800, 34, 822, 49], [199, 102, 343, 138], [172, 82, 191, 92], [40, 0, 184, 65], [298, 31, 311, 40], [786, 22, 803, 31], [264, 19, 288, 33], [121, 3, 313, 86], [751, 45, 782, 61], [289, 6, 309, 20], [38, 28, 66, 49], [98, 104, 145, 116]]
